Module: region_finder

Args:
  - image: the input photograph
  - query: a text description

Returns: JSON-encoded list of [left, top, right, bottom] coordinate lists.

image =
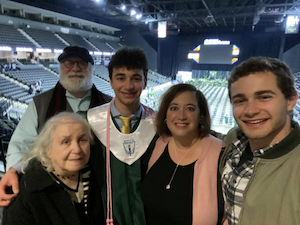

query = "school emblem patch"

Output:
[[123, 140, 135, 156]]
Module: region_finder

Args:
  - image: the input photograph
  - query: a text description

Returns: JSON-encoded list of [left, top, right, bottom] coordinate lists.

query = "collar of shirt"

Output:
[[230, 133, 277, 167], [66, 89, 92, 112], [110, 99, 143, 131]]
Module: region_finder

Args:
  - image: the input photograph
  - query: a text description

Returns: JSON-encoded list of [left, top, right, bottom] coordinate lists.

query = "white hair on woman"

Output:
[[22, 112, 93, 173]]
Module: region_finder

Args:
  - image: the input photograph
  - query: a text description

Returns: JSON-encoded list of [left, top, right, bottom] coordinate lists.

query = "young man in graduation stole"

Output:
[[88, 47, 158, 225]]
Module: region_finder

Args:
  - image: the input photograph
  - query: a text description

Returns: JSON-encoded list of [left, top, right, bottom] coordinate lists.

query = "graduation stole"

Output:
[[87, 102, 156, 165]]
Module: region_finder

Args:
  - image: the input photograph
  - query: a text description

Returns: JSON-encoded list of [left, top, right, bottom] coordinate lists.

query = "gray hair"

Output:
[[22, 112, 93, 173]]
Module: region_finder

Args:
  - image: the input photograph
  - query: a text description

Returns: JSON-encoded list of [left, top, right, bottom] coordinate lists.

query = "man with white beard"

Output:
[[0, 46, 111, 205]]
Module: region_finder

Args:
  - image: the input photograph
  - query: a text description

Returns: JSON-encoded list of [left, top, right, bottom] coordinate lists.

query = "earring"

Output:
[[199, 120, 204, 129], [164, 119, 167, 123]]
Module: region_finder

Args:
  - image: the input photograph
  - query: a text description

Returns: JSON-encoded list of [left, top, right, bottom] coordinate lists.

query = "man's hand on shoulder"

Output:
[[0, 167, 19, 206]]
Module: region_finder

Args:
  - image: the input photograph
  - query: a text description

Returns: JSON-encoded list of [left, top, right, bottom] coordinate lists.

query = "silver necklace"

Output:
[[166, 139, 198, 190]]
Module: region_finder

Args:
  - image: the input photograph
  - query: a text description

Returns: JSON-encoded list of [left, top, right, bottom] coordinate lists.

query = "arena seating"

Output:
[[17, 58, 34, 65], [106, 41, 122, 51], [140, 88, 170, 112], [0, 59, 8, 66], [2, 67, 59, 104], [292, 72, 300, 125], [0, 24, 36, 49], [39, 59, 59, 68], [23, 28, 67, 49], [0, 99, 10, 115], [88, 38, 113, 52], [0, 75, 29, 102], [51, 67, 60, 75], [0, 111, 18, 170], [5, 68, 59, 91], [93, 75, 115, 97], [58, 33, 97, 51], [94, 65, 110, 81], [148, 70, 171, 84]]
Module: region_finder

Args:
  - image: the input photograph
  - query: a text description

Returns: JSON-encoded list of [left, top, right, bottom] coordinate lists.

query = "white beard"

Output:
[[60, 72, 93, 92]]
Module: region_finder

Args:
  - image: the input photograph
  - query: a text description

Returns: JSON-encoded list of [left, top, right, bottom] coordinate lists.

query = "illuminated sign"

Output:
[[232, 45, 240, 56], [158, 21, 167, 38], [285, 15, 299, 34], [188, 43, 239, 65], [36, 48, 52, 53], [0, 46, 12, 51], [188, 52, 200, 63], [231, 58, 238, 64], [94, 51, 102, 55], [204, 39, 230, 45], [61, 27, 70, 34], [54, 49, 63, 53], [16, 47, 33, 52], [193, 45, 201, 51], [103, 52, 112, 56]]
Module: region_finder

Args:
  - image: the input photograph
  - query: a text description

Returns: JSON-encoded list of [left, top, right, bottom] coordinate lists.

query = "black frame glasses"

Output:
[[63, 60, 88, 69]]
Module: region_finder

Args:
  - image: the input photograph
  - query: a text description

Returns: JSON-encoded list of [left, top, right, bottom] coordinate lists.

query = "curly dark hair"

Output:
[[108, 47, 148, 80], [228, 56, 297, 100]]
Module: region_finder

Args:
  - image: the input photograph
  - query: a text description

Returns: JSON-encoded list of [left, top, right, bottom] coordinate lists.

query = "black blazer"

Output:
[[2, 159, 105, 225]]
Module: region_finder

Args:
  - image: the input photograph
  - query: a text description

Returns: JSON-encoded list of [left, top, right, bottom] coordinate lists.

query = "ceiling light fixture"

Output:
[[130, 9, 136, 16]]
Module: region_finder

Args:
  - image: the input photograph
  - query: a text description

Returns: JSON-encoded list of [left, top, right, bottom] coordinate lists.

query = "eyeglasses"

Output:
[[62, 60, 88, 69]]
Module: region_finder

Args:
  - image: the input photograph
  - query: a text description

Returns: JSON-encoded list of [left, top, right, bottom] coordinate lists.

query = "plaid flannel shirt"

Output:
[[221, 133, 273, 225]]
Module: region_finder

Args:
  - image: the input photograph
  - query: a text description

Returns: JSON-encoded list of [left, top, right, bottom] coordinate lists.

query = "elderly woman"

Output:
[[141, 84, 224, 225], [2, 112, 104, 225]]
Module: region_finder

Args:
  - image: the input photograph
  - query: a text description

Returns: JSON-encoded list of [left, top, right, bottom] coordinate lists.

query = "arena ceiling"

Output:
[[10, 0, 300, 33]]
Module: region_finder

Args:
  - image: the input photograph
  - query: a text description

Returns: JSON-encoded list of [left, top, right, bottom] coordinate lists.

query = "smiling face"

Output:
[[231, 71, 298, 149], [48, 122, 90, 175], [110, 66, 147, 115], [59, 56, 93, 98], [166, 91, 201, 139]]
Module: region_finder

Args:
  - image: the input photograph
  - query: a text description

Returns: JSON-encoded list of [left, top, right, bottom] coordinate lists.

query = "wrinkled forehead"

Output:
[[53, 122, 88, 136]]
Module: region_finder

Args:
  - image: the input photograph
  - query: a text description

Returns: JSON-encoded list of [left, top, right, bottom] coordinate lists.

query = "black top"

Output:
[[50, 172, 89, 224], [237, 144, 253, 167], [141, 145, 195, 225], [2, 159, 105, 225], [74, 201, 88, 225]]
